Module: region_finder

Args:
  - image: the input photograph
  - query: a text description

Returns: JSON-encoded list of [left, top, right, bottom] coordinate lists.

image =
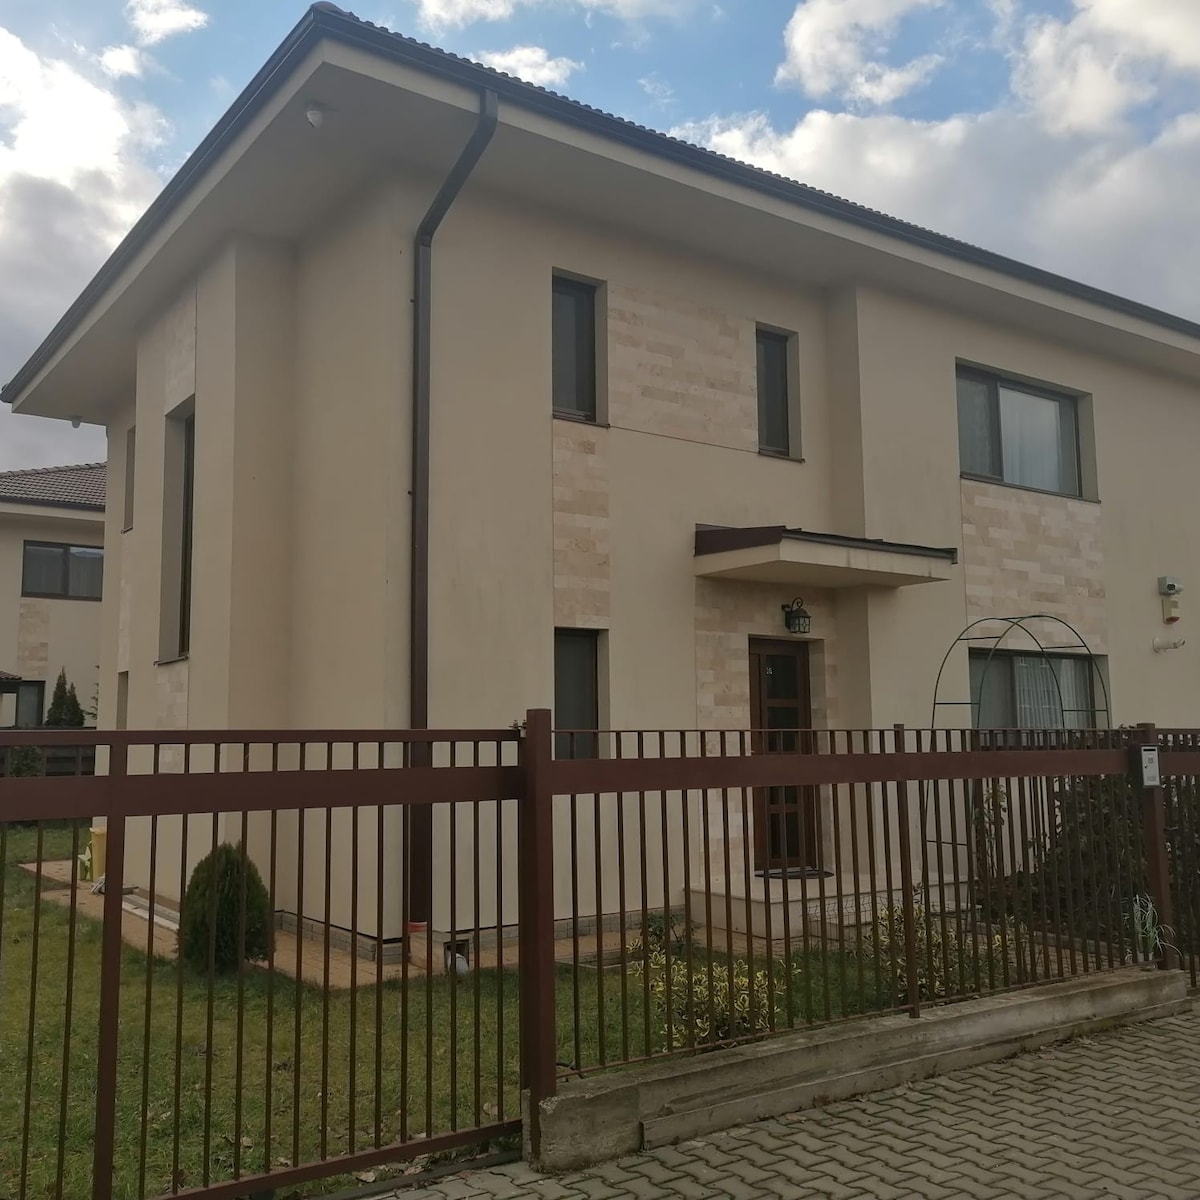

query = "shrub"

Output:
[[44, 669, 85, 728], [637, 948, 773, 1049], [178, 843, 272, 973], [6, 746, 45, 778], [863, 896, 1004, 1002]]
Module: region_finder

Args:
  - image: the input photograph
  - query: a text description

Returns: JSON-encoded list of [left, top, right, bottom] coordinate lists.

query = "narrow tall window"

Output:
[[756, 328, 791, 455], [552, 276, 597, 421], [123, 426, 136, 531], [160, 404, 195, 661], [179, 414, 195, 655], [16, 681, 45, 728], [554, 628, 599, 759], [957, 367, 1081, 496]]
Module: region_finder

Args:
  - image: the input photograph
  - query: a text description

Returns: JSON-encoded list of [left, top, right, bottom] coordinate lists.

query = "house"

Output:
[[4, 4, 1200, 939], [0, 464, 105, 729]]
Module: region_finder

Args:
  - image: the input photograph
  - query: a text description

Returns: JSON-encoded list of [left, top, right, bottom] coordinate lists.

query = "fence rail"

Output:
[[1, 717, 1198, 1199]]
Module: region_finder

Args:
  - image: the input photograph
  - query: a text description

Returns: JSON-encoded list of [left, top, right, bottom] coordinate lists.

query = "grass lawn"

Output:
[[1, 823, 888, 1200]]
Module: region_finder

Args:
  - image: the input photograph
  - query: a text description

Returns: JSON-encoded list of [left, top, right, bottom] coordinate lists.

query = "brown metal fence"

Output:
[[1, 714, 1197, 1199]]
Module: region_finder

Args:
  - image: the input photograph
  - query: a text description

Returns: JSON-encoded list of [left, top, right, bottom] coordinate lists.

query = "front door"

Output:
[[749, 639, 820, 874]]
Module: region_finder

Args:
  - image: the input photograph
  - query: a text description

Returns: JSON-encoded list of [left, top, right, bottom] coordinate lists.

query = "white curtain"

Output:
[[999, 387, 1062, 492]]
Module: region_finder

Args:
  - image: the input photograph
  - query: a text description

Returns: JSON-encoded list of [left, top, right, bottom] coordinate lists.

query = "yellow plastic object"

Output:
[[90, 826, 107, 880]]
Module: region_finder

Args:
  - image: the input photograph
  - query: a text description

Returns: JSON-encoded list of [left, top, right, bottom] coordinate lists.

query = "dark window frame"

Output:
[[969, 648, 1098, 731], [178, 413, 196, 656], [2, 680, 46, 729], [122, 425, 136, 531], [20, 541, 104, 601], [756, 327, 792, 456], [554, 627, 600, 759], [957, 365, 1082, 498], [552, 275, 598, 423]]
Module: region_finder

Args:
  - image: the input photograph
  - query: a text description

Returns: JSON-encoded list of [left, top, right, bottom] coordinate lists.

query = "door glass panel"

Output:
[[765, 654, 799, 700]]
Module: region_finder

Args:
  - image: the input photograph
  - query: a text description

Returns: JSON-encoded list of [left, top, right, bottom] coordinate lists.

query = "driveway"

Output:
[[381, 1008, 1200, 1199]]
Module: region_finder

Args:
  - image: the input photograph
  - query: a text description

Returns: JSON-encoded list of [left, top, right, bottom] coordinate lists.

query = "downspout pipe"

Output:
[[407, 88, 499, 930]]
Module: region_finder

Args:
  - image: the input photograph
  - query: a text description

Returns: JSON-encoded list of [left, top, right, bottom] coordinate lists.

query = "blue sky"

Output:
[[3, 0, 1200, 467]]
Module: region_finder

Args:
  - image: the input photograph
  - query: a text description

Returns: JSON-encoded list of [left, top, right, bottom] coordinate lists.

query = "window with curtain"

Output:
[[16, 682, 44, 728], [957, 367, 1080, 496], [970, 651, 1096, 729], [21, 542, 103, 600]]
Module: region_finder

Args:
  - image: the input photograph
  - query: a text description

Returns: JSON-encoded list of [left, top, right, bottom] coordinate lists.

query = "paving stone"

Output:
[[374, 1010, 1200, 1200]]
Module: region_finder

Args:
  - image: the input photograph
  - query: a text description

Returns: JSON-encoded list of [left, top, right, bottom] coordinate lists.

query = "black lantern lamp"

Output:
[[781, 597, 812, 636]]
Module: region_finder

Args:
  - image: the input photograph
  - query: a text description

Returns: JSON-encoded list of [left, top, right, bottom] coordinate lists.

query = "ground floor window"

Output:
[[554, 628, 599, 758], [0, 680, 44, 729], [969, 650, 1096, 729]]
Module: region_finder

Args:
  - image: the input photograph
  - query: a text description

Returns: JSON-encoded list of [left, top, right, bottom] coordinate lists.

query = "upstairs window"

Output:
[[756, 328, 791, 455], [21, 542, 103, 600], [552, 276, 597, 421], [957, 367, 1080, 496]]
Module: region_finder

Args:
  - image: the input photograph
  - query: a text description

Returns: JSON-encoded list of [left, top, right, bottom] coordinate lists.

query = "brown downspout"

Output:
[[407, 89, 499, 930]]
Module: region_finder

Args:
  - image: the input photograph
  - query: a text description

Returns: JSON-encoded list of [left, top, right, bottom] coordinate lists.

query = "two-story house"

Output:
[[0, 464, 105, 731], [4, 4, 1199, 930]]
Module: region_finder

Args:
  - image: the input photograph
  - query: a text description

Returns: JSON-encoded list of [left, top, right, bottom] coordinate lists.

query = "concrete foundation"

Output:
[[527, 967, 1189, 1172]]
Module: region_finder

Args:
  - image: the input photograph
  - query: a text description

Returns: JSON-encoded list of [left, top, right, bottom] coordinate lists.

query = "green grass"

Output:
[[0, 824, 886, 1200]]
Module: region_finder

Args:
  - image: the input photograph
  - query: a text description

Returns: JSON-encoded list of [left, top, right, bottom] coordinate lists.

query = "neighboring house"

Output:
[[0, 464, 105, 729], [4, 5, 1200, 931]]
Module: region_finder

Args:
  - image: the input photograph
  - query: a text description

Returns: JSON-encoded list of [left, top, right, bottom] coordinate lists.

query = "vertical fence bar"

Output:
[[519, 709, 557, 1159], [91, 738, 128, 1200], [893, 727, 921, 1018], [1134, 724, 1176, 970]]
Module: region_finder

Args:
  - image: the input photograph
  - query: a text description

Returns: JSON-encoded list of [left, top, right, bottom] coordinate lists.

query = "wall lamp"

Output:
[[781, 597, 812, 636]]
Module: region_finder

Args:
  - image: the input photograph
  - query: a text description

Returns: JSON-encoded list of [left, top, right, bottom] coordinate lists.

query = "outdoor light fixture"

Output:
[[781, 597, 812, 636]]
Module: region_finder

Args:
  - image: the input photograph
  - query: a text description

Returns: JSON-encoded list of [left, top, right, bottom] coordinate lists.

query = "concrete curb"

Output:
[[529, 968, 1188, 1172]]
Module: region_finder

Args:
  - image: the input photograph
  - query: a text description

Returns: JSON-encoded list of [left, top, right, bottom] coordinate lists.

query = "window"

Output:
[[957, 367, 1080, 496], [552, 276, 597, 421], [970, 651, 1096, 730], [179, 414, 195, 654], [554, 629, 599, 758], [123, 426, 136, 530], [16, 681, 44, 728], [756, 328, 791, 455], [21, 542, 103, 600], [159, 405, 195, 661]]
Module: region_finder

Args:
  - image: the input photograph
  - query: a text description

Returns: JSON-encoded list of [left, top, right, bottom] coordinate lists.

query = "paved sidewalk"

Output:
[[381, 1009, 1200, 1199]]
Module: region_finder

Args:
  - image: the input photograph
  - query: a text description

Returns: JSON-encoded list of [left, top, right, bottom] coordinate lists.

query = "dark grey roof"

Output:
[[0, 669, 20, 682], [0, 463, 106, 511], [5, 2, 1200, 411]]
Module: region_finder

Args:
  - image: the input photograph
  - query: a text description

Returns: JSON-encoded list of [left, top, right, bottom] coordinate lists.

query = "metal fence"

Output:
[[1, 714, 1197, 1200]]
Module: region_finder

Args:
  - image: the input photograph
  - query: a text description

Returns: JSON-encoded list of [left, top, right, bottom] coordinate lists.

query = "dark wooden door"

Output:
[[749, 639, 820, 874]]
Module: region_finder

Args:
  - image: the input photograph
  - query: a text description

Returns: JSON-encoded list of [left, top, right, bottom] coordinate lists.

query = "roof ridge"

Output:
[[0, 461, 104, 479]]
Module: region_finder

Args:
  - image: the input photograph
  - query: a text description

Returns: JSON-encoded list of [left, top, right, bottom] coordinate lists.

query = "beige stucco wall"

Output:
[[92, 158, 1200, 937], [0, 508, 103, 724]]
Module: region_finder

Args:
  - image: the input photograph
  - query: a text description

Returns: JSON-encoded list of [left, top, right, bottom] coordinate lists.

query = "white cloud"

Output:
[[98, 44, 146, 78], [478, 44, 582, 85], [639, 73, 674, 104], [0, 27, 163, 469], [414, 0, 696, 29], [125, 0, 208, 47], [671, 100, 1200, 321], [776, 0, 945, 106]]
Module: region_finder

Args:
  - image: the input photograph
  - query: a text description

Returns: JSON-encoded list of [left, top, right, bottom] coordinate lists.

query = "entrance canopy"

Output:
[[694, 525, 957, 589]]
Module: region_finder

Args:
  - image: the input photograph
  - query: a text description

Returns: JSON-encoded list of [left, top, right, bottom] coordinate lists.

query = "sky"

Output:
[[2, 0, 1200, 470]]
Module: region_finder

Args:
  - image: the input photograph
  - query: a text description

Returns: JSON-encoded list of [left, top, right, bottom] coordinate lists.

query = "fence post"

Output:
[[1133, 723, 1177, 971], [92, 738, 128, 1200], [519, 708, 557, 1159], [893, 725, 922, 1018]]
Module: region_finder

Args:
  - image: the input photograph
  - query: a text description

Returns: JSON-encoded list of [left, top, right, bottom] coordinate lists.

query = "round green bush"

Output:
[[178, 842, 272, 973]]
